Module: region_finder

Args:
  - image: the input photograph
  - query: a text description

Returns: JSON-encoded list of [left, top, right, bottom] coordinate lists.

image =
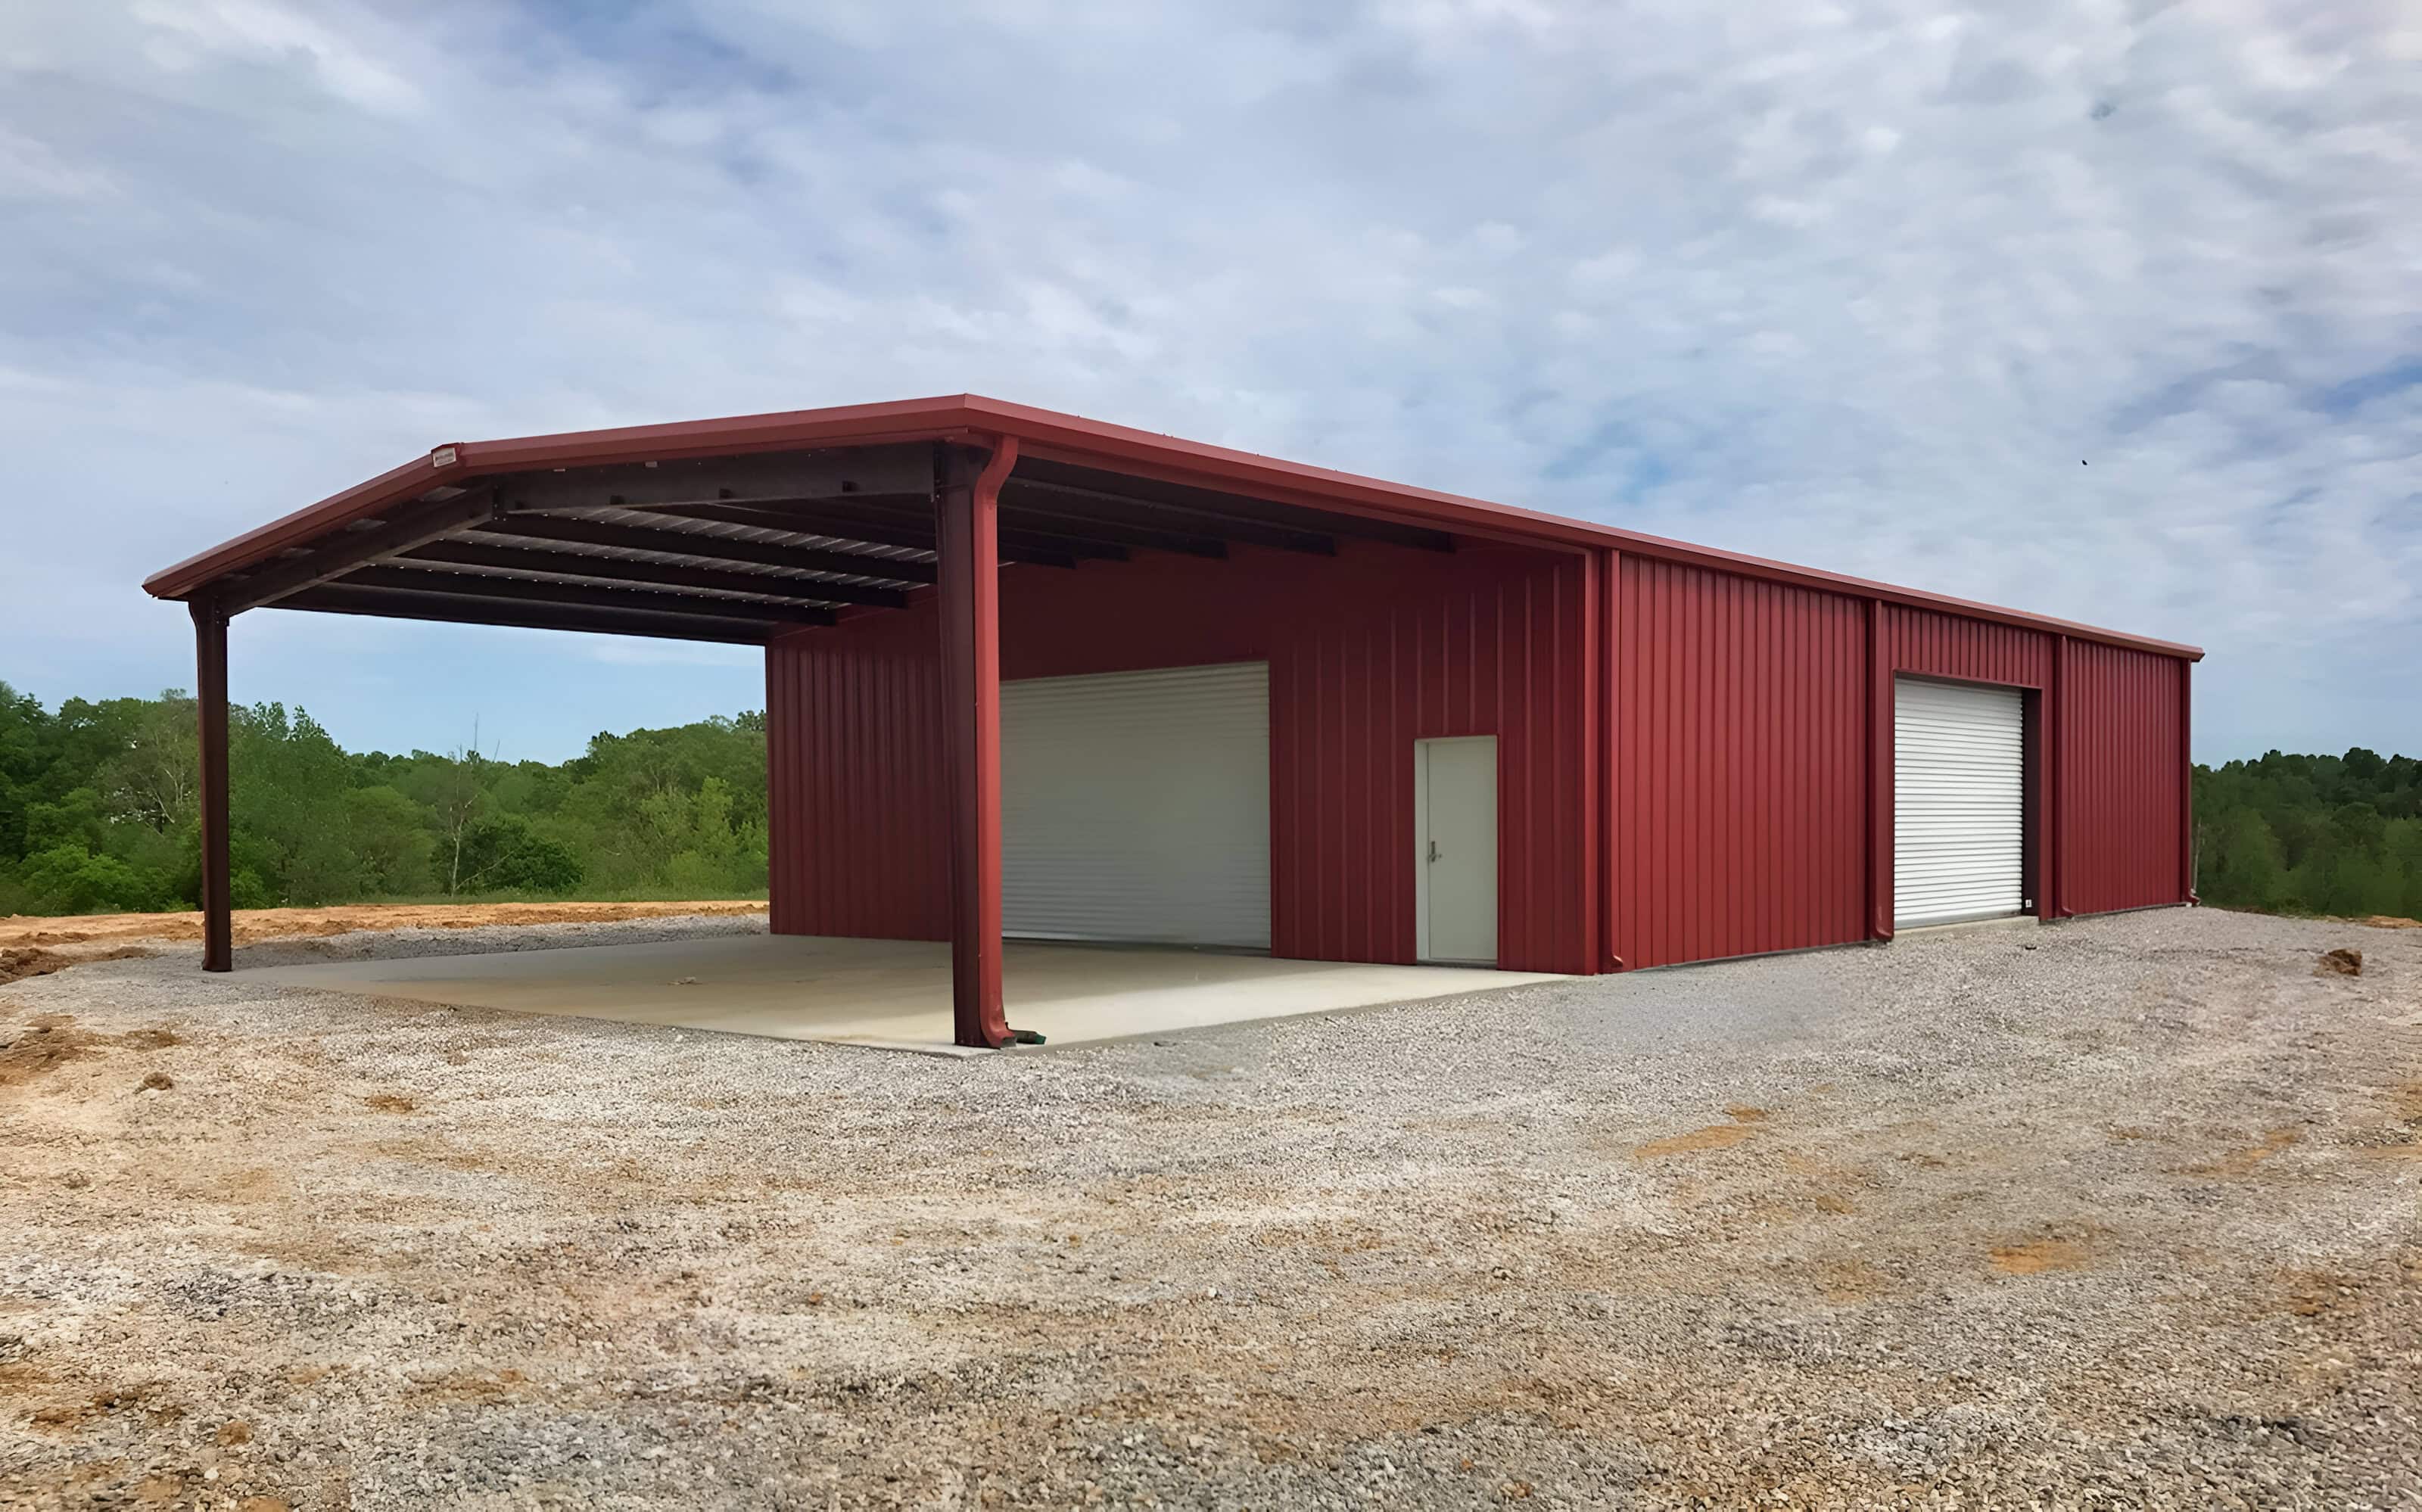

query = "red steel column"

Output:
[[1577, 549, 1602, 975], [1600, 547, 1623, 969], [2045, 634, 2068, 919], [935, 437, 1020, 1048], [191, 600, 233, 972], [1863, 598, 1893, 941], [2179, 658, 2196, 904]]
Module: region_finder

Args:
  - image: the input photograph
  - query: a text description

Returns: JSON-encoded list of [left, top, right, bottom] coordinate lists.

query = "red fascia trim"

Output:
[[1583, 533, 2202, 662], [145, 451, 447, 601], [958, 396, 2203, 660], [982, 401, 1608, 550], [142, 396, 984, 600], [143, 391, 2206, 662]]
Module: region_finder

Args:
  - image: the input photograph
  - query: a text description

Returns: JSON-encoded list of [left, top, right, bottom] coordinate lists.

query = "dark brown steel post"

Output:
[[191, 599, 233, 972], [935, 437, 1021, 1048]]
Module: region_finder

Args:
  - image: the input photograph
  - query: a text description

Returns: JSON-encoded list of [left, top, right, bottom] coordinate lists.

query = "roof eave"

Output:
[[948, 397, 2204, 660], [143, 392, 2205, 661], [142, 395, 995, 602]]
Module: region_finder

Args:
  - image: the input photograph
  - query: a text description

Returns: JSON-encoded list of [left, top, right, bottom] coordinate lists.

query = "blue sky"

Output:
[[3, 1, 2415, 764]]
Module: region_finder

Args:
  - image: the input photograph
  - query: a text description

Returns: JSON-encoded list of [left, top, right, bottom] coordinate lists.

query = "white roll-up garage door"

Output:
[[1894, 677, 2026, 929], [1001, 661, 1270, 947]]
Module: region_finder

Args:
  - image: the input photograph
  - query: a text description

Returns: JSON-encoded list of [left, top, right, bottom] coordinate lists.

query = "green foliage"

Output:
[[16, 844, 171, 913], [0, 679, 767, 915], [345, 786, 437, 895], [16, 670, 2400, 927], [2195, 750, 2422, 920], [456, 815, 583, 893]]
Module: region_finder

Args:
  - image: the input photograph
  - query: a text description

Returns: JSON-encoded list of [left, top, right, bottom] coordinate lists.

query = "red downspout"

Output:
[[2180, 658, 2197, 904], [938, 436, 1023, 1047]]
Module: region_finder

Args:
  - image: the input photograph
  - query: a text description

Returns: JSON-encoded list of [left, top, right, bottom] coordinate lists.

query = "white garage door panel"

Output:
[[1001, 661, 1271, 948], [1894, 677, 2025, 929]]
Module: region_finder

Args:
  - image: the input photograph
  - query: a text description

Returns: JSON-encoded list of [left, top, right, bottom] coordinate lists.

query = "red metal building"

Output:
[[145, 396, 2201, 1046]]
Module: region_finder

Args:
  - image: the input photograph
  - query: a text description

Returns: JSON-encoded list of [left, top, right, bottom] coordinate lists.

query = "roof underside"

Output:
[[162, 443, 1458, 646], [143, 394, 2203, 661]]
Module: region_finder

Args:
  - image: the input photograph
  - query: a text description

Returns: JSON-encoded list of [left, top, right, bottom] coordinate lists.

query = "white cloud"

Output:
[[128, 0, 424, 115], [0, 0, 2415, 760]]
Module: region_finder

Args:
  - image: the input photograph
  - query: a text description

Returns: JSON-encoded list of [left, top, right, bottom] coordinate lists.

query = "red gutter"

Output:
[[143, 393, 2206, 662]]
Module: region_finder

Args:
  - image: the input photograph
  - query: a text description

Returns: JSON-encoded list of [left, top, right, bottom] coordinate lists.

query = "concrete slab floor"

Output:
[[244, 935, 1567, 1054]]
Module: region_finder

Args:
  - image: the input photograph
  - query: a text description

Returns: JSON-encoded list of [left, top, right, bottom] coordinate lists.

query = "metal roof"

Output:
[[142, 394, 2203, 661]]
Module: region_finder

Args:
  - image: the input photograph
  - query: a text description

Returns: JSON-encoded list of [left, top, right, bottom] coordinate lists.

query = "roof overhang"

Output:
[[143, 394, 2205, 661]]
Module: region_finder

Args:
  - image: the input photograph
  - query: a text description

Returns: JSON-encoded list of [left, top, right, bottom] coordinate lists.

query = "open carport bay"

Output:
[[241, 934, 1563, 1052], [3, 907, 2418, 1509]]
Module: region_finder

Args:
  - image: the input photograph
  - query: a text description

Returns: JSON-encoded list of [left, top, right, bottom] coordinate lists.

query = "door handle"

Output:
[[1427, 840, 1440, 863]]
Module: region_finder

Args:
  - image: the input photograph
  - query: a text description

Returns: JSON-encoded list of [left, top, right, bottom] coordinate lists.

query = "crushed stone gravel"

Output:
[[1, 906, 2417, 1509]]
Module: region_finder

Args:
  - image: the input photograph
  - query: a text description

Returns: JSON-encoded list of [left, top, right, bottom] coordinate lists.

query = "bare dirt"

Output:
[[0, 949, 154, 990], [2319, 946, 2366, 976], [1, 907, 2417, 1509]]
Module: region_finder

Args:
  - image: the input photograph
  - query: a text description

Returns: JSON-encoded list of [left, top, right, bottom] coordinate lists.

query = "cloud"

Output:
[[0, 0, 2415, 760]]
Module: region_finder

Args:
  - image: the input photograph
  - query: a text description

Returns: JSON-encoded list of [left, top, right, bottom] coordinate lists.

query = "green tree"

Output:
[[345, 786, 436, 895], [17, 844, 169, 913], [2193, 748, 2422, 920], [456, 815, 582, 892], [2199, 807, 2287, 911]]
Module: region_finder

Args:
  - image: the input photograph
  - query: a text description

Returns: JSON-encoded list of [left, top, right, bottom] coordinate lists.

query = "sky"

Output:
[[2, 0, 2417, 765]]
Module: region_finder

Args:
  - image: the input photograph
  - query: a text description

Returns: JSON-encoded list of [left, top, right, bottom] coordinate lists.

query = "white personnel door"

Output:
[[1894, 677, 2027, 929], [1000, 661, 1270, 948], [1416, 736, 1498, 964]]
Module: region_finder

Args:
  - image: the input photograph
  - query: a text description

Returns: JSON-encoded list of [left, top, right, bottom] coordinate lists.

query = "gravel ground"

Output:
[[2, 907, 2417, 1510]]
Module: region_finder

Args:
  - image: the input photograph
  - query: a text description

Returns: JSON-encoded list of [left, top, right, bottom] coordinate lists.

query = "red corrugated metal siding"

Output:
[[765, 540, 1597, 973], [764, 607, 949, 941], [1875, 607, 2186, 918], [2059, 640, 2188, 915], [767, 537, 2188, 978], [1882, 605, 2053, 688], [1875, 605, 2056, 929], [1610, 556, 1867, 970], [1605, 572, 2189, 971]]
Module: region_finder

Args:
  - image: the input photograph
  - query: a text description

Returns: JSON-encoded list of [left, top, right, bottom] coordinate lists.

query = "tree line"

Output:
[[2193, 748, 2422, 920], [0, 682, 767, 915], [4, 678, 2415, 922]]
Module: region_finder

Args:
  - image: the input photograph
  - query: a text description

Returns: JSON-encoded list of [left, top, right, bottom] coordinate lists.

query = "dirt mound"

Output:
[[0, 901, 767, 950], [0, 1013, 92, 1084], [0, 1013, 179, 1087], [2318, 947, 2364, 976], [1, 945, 153, 988]]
